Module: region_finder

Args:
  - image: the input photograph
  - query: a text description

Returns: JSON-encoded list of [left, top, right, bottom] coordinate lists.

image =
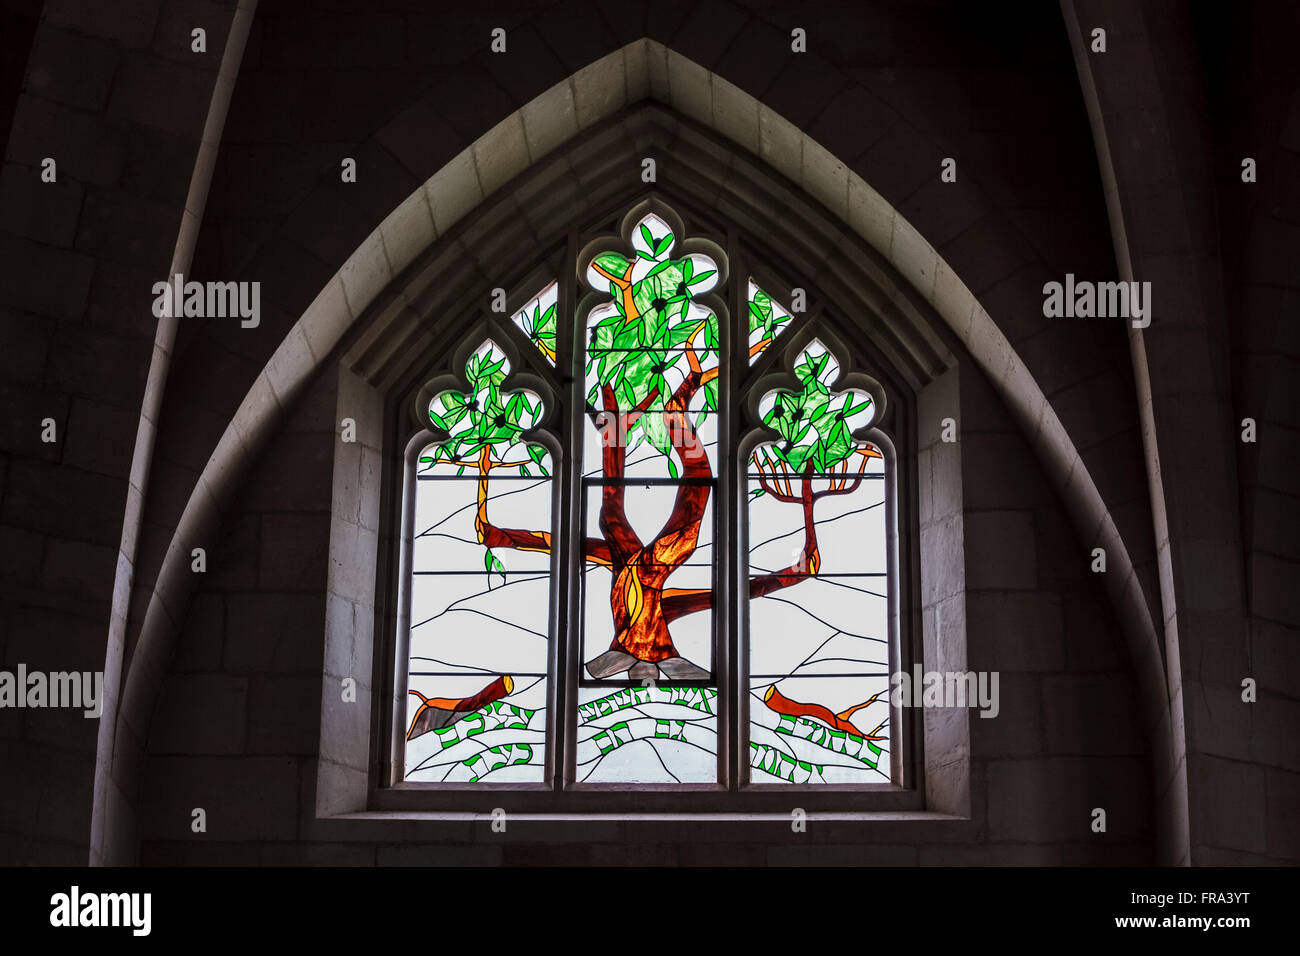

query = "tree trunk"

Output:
[[609, 555, 678, 662]]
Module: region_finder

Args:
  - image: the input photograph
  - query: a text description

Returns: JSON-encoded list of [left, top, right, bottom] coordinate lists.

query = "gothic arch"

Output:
[[93, 38, 1175, 862]]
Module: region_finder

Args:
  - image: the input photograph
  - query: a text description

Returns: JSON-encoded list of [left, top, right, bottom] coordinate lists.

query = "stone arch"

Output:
[[93, 38, 1175, 861]]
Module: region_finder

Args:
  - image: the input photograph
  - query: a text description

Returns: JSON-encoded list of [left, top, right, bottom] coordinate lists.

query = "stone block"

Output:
[[248, 674, 320, 755], [970, 672, 1042, 756], [0, 236, 96, 323], [258, 513, 330, 591], [531, 1, 617, 75], [965, 591, 1065, 672], [965, 511, 1037, 591], [988, 755, 1148, 842], [1, 459, 125, 547], [42, 536, 117, 605], [63, 397, 137, 479], [107, 56, 212, 139], [140, 755, 300, 841], [1189, 754, 1267, 855], [1041, 673, 1146, 755], [27, 28, 120, 111], [0, 163, 83, 247], [148, 674, 248, 754], [44, 0, 161, 47], [224, 591, 325, 674]]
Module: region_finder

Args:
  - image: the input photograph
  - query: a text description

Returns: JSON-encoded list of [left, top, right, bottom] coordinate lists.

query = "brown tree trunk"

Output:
[[608, 552, 683, 662]]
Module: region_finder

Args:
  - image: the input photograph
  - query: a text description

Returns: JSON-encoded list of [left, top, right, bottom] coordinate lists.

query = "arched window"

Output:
[[405, 340, 553, 783], [746, 339, 891, 784], [397, 201, 902, 796]]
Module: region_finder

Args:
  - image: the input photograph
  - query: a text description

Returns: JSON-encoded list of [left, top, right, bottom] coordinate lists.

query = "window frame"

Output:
[[372, 200, 923, 812]]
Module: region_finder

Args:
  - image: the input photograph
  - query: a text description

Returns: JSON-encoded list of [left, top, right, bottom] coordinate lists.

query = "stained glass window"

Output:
[[511, 281, 557, 364], [747, 340, 890, 783], [405, 341, 551, 782], [399, 206, 896, 792], [746, 279, 793, 363], [577, 213, 720, 782]]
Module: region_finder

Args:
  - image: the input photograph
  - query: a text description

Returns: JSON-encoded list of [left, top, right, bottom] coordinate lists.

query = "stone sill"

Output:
[[324, 810, 968, 823]]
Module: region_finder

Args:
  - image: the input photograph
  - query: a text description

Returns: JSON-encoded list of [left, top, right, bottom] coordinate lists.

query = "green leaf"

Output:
[[594, 252, 630, 276], [618, 377, 637, 409], [666, 456, 679, 479], [642, 410, 670, 457], [639, 222, 655, 249]]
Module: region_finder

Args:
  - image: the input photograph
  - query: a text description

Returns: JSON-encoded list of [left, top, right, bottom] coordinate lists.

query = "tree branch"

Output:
[[762, 686, 886, 741], [661, 587, 713, 622], [591, 260, 640, 325], [754, 453, 801, 503], [651, 372, 713, 567], [407, 676, 514, 741], [584, 538, 613, 567], [598, 384, 642, 563], [810, 446, 881, 501], [750, 462, 819, 598], [473, 446, 552, 555]]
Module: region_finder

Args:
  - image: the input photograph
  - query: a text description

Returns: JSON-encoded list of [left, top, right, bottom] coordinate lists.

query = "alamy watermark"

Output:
[[151, 272, 261, 328], [1042, 273, 1151, 328], [50, 887, 150, 936], [890, 666, 1000, 718], [0, 664, 103, 718], [594, 410, 705, 454]]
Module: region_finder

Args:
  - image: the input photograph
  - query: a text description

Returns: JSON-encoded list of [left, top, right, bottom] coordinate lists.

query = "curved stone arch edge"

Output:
[[94, 38, 1170, 858]]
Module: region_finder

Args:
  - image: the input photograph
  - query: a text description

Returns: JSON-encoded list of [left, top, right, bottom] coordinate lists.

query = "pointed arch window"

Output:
[[404, 341, 553, 783], [395, 201, 904, 797]]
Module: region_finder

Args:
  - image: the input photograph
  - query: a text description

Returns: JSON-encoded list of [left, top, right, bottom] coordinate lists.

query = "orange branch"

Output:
[[662, 587, 709, 600], [474, 446, 553, 555], [591, 260, 640, 325], [590, 260, 628, 287], [407, 675, 514, 741], [762, 685, 885, 741]]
